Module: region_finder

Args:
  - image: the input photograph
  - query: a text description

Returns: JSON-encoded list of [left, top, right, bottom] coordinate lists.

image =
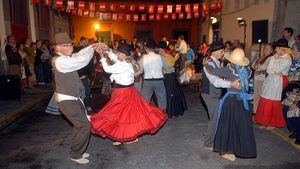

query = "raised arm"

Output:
[[203, 66, 231, 88], [54, 45, 94, 73], [204, 64, 232, 78]]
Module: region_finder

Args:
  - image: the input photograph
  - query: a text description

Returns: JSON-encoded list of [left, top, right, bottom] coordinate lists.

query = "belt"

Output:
[[114, 83, 134, 88], [144, 78, 163, 81]]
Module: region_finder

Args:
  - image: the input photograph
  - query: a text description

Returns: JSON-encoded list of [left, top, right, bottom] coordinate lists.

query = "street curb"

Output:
[[272, 129, 300, 151], [0, 95, 50, 130]]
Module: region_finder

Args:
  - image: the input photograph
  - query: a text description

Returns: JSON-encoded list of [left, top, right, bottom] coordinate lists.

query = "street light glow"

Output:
[[94, 23, 100, 30], [237, 17, 243, 21], [210, 17, 218, 24]]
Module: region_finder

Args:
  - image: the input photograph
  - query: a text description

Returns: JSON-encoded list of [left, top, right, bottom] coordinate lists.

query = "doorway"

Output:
[[136, 30, 152, 43]]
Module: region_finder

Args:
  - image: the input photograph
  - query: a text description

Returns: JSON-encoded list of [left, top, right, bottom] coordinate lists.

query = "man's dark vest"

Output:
[[53, 55, 81, 98], [201, 59, 223, 98]]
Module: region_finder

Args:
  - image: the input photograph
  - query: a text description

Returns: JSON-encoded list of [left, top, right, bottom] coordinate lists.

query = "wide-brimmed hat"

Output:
[[210, 41, 225, 52], [225, 48, 249, 66], [275, 38, 290, 48], [54, 32, 73, 45], [118, 43, 131, 56]]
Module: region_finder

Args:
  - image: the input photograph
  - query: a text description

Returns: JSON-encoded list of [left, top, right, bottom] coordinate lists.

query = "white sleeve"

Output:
[[106, 50, 118, 62], [100, 58, 127, 74], [203, 67, 231, 88], [55, 46, 94, 73]]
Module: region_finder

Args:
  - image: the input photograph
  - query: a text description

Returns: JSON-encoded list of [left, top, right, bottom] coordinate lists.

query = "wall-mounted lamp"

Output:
[[210, 17, 218, 24], [94, 23, 100, 30], [237, 17, 247, 49]]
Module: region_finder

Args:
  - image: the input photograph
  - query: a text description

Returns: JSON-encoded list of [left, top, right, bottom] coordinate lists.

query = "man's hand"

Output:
[[230, 79, 241, 89]]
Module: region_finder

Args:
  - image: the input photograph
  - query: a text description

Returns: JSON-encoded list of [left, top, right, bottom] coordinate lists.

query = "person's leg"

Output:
[[58, 100, 91, 159], [153, 80, 167, 109], [82, 77, 91, 106], [201, 94, 220, 148], [141, 81, 154, 103]]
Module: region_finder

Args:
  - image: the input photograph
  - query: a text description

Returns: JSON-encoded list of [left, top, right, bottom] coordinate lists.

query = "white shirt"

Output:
[[176, 40, 188, 54], [203, 56, 231, 88], [260, 54, 292, 100], [54, 46, 94, 73], [141, 51, 174, 79], [100, 52, 134, 86]]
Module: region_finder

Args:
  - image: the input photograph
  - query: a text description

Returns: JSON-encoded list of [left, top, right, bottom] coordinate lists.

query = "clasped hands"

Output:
[[92, 42, 110, 58]]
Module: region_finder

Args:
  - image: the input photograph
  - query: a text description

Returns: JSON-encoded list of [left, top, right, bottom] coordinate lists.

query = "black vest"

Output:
[[201, 59, 222, 98], [54, 56, 81, 97]]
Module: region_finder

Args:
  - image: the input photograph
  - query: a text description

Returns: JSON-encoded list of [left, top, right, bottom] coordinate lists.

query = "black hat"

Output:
[[118, 43, 131, 56], [210, 41, 225, 52], [275, 38, 290, 48]]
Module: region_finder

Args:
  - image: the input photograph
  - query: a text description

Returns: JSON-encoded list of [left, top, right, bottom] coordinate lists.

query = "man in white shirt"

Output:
[[200, 41, 240, 150], [175, 35, 188, 71], [52, 32, 101, 164], [140, 41, 174, 110], [282, 27, 296, 49]]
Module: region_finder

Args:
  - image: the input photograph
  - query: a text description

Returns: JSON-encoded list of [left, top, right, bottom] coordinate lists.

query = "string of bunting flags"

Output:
[[32, 0, 223, 21]]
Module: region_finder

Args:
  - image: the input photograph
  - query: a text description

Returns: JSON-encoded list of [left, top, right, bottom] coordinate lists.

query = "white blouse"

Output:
[[260, 54, 292, 100], [100, 52, 134, 86]]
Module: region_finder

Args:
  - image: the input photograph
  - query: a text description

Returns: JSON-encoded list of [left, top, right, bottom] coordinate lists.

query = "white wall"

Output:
[[221, 0, 276, 55]]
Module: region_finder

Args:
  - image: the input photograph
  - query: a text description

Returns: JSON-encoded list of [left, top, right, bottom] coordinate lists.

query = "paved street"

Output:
[[0, 87, 299, 169]]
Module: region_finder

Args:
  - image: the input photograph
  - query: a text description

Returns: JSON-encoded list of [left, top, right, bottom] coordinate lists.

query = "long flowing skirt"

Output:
[[214, 95, 257, 158], [255, 76, 289, 127], [91, 86, 167, 142], [164, 73, 188, 118]]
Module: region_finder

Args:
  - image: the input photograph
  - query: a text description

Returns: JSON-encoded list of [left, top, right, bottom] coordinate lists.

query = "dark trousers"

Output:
[[34, 64, 44, 83], [58, 100, 91, 159], [81, 77, 91, 106], [284, 105, 300, 141], [201, 93, 220, 148]]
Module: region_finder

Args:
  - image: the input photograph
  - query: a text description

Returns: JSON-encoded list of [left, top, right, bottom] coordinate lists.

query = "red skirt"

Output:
[[91, 85, 167, 142], [255, 76, 288, 128]]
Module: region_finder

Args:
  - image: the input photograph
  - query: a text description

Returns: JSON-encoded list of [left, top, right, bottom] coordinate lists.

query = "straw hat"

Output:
[[54, 32, 73, 45], [225, 48, 249, 66]]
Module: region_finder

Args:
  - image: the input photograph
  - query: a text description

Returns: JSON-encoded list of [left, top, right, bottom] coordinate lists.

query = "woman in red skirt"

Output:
[[255, 39, 292, 130], [91, 43, 167, 145]]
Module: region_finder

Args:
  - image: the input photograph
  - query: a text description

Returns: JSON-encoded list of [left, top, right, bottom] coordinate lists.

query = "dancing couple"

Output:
[[52, 32, 167, 164]]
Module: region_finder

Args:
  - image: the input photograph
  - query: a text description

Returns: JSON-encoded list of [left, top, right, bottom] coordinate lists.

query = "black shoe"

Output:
[[289, 132, 296, 139], [295, 140, 300, 145]]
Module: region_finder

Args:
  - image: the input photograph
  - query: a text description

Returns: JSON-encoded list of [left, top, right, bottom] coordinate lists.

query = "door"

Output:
[[136, 30, 152, 43]]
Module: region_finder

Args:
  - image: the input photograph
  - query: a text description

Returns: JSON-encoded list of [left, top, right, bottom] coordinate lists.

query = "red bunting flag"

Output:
[[118, 14, 124, 21], [83, 10, 89, 17], [112, 13, 117, 20], [119, 4, 126, 11], [141, 14, 147, 21], [175, 4, 181, 13], [179, 13, 184, 19], [203, 10, 210, 17], [139, 5, 145, 11], [106, 13, 112, 20], [126, 14, 131, 21], [89, 2, 95, 11], [202, 2, 209, 11], [99, 13, 104, 20], [163, 14, 169, 20], [32, 0, 39, 4], [217, 1, 223, 10], [194, 12, 199, 18], [185, 4, 191, 13], [110, 4, 115, 11], [99, 3, 106, 12], [167, 5, 173, 13], [71, 9, 77, 15], [95, 12, 100, 18], [193, 3, 199, 13], [157, 5, 164, 13], [156, 14, 161, 21], [67, 0, 75, 10], [129, 5, 135, 12], [133, 14, 139, 21], [66, 8, 71, 13], [89, 11, 95, 17], [148, 5, 154, 13], [78, 1, 85, 10], [171, 13, 176, 20], [44, 0, 51, 6], [77, 10, 83, 16], [55, 0, 64, 9], [210, 2, 217, 10], [149, 14, 154, 21], [186, 13, 192, 19]]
